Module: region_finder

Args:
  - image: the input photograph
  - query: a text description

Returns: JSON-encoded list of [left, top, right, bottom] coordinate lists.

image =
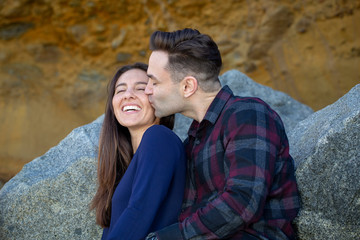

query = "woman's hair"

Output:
[[150, 28, 222, 92], [91, 62, 174, 228]]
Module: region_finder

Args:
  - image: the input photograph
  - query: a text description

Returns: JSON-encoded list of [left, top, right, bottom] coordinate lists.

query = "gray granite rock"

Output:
[[3, 70, 355, 240], [174, 70, 314, 141], [0, 116, 104, 240], [289, 84, 360, 240]]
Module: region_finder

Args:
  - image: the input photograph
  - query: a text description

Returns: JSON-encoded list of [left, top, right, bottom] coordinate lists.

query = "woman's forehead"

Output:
[[116, 69, 148, 85]]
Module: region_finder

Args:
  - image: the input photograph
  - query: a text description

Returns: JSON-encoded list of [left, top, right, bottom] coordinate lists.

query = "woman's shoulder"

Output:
[[143, 125, 182, 143], [138, 125, 185, 164]]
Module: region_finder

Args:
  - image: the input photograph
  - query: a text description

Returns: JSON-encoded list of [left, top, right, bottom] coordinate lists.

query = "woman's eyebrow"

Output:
[[135, 81, 148, 85], [115, 82, 126, 89], [115, 81, 147, 89]]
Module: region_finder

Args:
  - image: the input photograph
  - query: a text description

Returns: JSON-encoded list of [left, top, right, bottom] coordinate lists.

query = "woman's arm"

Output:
[[105, 125, 185, 240]]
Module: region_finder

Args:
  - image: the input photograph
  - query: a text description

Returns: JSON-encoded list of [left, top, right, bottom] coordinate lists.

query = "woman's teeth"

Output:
[[123, 105, 141, 112]]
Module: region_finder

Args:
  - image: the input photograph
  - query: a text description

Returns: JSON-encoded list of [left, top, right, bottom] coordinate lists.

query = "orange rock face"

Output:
[[0, 0, 359, 182]]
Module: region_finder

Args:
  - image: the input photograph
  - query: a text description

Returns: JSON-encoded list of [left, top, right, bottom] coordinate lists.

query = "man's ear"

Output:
[[182, 76, 198, 98]]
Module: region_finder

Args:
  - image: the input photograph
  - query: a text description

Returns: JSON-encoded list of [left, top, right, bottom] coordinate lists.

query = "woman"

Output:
[[91, 63, 186, 240]]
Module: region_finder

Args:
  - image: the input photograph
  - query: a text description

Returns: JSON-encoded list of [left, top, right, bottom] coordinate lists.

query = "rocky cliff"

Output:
[[0, 0, 359, 183]]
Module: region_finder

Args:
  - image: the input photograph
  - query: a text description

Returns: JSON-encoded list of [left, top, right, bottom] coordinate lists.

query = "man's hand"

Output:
[[145, 232, 158, 240]]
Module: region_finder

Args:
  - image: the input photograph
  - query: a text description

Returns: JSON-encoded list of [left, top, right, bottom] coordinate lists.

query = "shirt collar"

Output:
[[188, 85, 233, 137]]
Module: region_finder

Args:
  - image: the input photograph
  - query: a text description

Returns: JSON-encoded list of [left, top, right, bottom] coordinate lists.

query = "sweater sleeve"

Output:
[[105, 125, 184, 240]]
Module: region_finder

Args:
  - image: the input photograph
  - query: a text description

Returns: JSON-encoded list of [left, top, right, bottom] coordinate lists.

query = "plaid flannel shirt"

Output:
[[155, 85, 300, 240]]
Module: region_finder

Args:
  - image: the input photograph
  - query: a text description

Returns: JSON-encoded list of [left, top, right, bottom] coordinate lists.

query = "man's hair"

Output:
[[150, 28, 222, 92]]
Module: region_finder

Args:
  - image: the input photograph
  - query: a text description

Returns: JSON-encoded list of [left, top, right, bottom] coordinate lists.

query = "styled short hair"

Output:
[[150, 28, 222, 92]]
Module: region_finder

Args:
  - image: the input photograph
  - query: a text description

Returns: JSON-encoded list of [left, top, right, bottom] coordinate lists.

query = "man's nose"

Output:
[[145, 81, 153, 95]]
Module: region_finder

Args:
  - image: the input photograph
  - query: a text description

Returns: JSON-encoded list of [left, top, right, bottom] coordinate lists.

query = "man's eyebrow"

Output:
[[147, 74, 157, 80]]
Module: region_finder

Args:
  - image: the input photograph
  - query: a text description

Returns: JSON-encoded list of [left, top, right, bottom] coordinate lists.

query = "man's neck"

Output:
[[183, 88, 221, 123]]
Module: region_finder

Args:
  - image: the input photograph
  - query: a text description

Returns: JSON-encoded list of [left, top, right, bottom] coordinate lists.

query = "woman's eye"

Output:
[[115, 89, 125, 94], [137, 88, 145, 91]]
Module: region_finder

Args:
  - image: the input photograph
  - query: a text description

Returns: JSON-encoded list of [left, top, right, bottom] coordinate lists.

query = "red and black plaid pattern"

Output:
[[177, 86, 300, 240]]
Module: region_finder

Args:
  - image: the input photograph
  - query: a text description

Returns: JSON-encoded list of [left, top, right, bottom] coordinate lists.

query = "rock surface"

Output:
[[0, 116, 104, 240], [1, 0, 360, 182], [289, 84, 360, 239]]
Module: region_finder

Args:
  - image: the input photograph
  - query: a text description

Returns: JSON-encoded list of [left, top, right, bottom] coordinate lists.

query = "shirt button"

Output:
[[195, 139, 201, 145]]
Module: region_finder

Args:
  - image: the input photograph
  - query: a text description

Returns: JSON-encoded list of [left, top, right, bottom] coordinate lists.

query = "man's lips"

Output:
[[149, 102, 155, 108]]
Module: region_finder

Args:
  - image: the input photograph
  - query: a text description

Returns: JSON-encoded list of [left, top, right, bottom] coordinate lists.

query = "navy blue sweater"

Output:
[[101, 125, 186, 240]]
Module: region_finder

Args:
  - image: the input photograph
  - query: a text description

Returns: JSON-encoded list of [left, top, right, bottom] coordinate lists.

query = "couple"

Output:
[[91, 28, 300, 240]]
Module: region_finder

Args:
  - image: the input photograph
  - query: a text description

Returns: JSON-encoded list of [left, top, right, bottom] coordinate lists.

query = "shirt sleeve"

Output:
[[158, 104, 285, 239], [105, 126, 183, 240]]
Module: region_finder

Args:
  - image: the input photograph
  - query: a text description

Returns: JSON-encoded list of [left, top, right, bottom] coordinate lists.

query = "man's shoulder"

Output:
[[220, 95, 284, 126], [225, 95, 272, 113], [220, 85, 271, 109]]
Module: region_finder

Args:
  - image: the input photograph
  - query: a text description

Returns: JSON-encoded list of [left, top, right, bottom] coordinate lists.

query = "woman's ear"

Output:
[[182, 76, 198, 98]]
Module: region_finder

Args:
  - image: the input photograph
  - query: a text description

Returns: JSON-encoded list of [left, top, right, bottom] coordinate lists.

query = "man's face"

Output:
[[145, 51, 184, 118]]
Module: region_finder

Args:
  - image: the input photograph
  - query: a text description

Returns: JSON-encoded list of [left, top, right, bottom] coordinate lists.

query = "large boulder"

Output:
[[0, 70, 319, 240], [174, 70, 314, 140], [0, 116, 104, 240], [289, 84, 360, 239]]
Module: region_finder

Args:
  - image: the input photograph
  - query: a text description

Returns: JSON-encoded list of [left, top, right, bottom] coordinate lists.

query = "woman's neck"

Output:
[[128, 125, 151, 154]]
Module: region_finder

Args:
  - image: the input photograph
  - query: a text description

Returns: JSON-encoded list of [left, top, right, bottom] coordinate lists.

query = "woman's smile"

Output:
[[122, 104, 142, 113]]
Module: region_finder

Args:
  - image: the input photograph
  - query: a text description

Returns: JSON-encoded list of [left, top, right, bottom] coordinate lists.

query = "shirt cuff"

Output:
[[156, 223, 183, 240]]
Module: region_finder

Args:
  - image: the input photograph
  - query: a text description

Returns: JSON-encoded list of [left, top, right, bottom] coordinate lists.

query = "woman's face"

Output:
[[112, 69, 159, 131]]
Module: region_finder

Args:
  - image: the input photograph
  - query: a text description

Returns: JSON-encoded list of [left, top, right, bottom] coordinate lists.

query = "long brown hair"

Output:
[[91, 62, 174, 228]]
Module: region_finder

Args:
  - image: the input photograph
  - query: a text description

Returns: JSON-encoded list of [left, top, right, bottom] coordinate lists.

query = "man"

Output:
[[144, 28, 300, 240]]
